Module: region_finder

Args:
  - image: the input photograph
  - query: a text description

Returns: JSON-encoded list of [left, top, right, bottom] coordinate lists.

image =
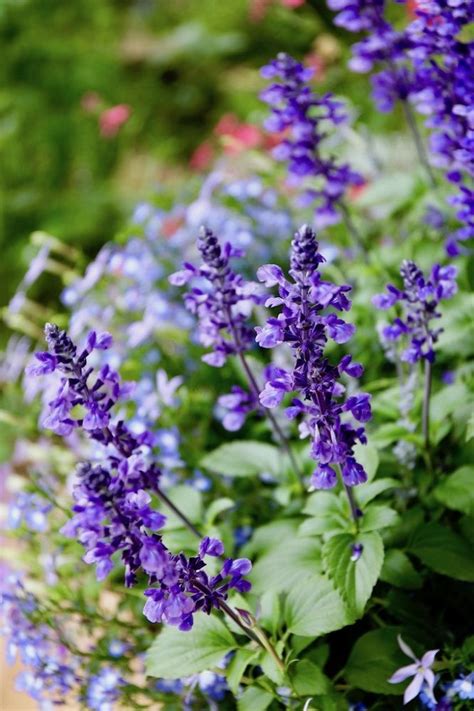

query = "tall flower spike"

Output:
[[260, 53, 363, 230], [169, 226, 263, 368], [372, 261, 458, 364], [257, 225, 371, 496], [27, 325, 252, 631]]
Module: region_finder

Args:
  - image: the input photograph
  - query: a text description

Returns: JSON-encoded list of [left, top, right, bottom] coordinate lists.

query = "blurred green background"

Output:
[[1, 0, 338, 306]]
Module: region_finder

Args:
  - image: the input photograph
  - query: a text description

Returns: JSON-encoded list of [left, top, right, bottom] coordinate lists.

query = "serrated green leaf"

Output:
[[409, 522, 474, 582], [201, 441, 280, 477], [345, 627, 409, 694], [226, 648, 260, 694], [433, 467, 474, 516], [380, 549, 422, 589], [250, 537, 322, 594], [284, 574, 350, 636], [356, 478, 398, 507], [360, 505, 400, 532], [146, 614, 236, 679], [301, 491, 346, 535], [323, 532, 384, 617], [290, 659, 331, 695], [237, 687, 273, 711]]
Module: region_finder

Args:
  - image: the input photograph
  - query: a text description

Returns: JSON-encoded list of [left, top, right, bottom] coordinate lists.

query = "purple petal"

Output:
[[404, 672, 424, 704], [388, 664, 419, 684]]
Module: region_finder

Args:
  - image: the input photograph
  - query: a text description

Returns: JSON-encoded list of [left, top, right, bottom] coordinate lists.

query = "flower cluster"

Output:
[[169, 226, 263, 367], [256, 225, 371, 489], [372, 260, 458, 363], [328, 0, 474, 253], [260, 53, 363, 228], [0, 575, 79, 707], [85, 668, 123, 710], [328, 0, 414, 112], [407, 0, 474, 254], [27, 324, 252, 630]]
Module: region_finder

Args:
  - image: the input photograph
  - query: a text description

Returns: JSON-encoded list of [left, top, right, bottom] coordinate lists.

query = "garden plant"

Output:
[[0, 1, 473, 710]]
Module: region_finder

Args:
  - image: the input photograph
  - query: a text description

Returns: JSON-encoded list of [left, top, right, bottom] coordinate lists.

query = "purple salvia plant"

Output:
[[256, 225, 371, 504], [26, 324, 252, 631], [169, 226, 263, 368], [373, 260, 457, 452], [260, 53, 364, 233], [372, 260, 458, 364], [327, 1, 415, 112], [170, 228, 301, 476], [407, 0, 474, 254]]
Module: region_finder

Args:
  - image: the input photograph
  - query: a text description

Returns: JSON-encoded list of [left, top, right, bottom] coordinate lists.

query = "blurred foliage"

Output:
[[0, 0, 338, 305]]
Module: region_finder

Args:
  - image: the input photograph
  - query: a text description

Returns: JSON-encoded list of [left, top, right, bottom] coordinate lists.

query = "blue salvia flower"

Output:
[[256, 225, 371, 489], [372, 261, 458, 363], [260, 53, 363, 229], [26, 324, 252, 631]]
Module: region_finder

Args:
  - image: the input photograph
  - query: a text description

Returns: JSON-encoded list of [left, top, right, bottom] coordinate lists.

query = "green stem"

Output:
[[422, 358, 433, 470]]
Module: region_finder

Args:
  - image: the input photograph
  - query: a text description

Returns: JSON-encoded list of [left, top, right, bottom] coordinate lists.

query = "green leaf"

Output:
[[380, 549, 422, 589], [226, 648, 259, 694], [345, 627, 409, 694], [466, 413, 474, 441], [237, 687, 273, 711], [433, 467, 474, 516], [409, 522, 474, 582], [243, 519, 300, 557], [352, 442, 379, 481], [146, 614, 236, 678], [250, 537, 322, 594], [159, 485, 202, 529], [290, 659, 331, 695], [323, 532, 384, 617], [301, 491, 346, 535], [360, 505, 400, 532], [201, 441, 280, 477], [284, 574, 350, 636], [205, 497, 235, 525], [355, 172, 416, 216], [261, 650, 285, 686], [356, 478, 398, 507]]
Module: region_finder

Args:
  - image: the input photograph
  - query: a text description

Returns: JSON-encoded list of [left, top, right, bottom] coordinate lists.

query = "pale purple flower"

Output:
[[388, 635, 439, 705]]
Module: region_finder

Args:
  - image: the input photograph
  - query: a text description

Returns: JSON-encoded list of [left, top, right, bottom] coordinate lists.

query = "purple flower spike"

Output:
[[258, 225, 371, 489], [27, 324, 252, 632], [169, 227, 263, 369], [260, 53, 363, 228], [373, 260, 458, 364]]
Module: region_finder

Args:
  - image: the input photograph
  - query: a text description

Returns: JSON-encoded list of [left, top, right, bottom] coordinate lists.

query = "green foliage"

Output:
[[409, 522, 474, 582], [323, 532, 384, 618], [146, 614, 237, 678], [345, 628, 410, 694], [284, 574, 350, 636], [433, 466, 474, 516], [201, 440, 281, 478]]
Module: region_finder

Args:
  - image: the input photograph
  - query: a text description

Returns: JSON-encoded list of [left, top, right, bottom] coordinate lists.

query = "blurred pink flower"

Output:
[[388, 635, 439, 705], [189, 140, 214, 171], [99, 104, 131, 137], [281, 0, 304, 6], [214, 113, 262, 153]]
